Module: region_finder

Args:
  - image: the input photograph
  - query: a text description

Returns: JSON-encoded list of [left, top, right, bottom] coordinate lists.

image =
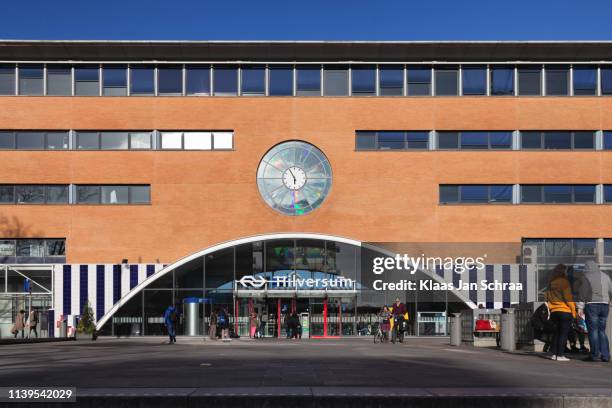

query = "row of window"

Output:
[[522, 239, 612, 260], [440, 184, 612, 204], [0, 238, 65, 257], [0, 185, 151, 205], [1, 63, 612, 97], [0, 131, 233, 150], [356, 131, 612, 150]]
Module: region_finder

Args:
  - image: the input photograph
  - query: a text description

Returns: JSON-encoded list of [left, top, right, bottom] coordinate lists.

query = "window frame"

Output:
[[439, 184, 513, 205], [520, 184, 597, 204]]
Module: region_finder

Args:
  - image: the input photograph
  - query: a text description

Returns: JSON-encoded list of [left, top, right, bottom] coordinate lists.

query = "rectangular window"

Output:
[[407, 66, 431, 96], [0, 185, 15, 203], [573, 185, 596, 203], [521, 185, 542, 203], [438, 132, 459, 149], [76, 186, 101, 204], [521, 132, 542, 149], [543, 185, 572, 203], [100, 132, 129, 150], [601, 66, 612, 95], [543, 132, 571, 149], [101, 186, 130, 204], [460, 132, 488, 149], [186, 66, 210, 96], [0, 240, 15, 256], [213, 66, 238, 96], [355, 132, 376, 150], [268, 66, 293, 96], [296, 66, 321, 96], [406, 132, 429, 149], [103, 65, 127, 96], [573, 66, 596, 95], [0, 132, 15, 149], [573, 131, 595, 149], [377, 132, 405, 150], [323, 66, 348, 96], [604, 185, 612, 203], [351, 66, 376, 96], [435, 67, 458, 96], [130, 66, 155, 96], [604, 132, 612, 150], [462, 66, 486, 95], [129, 132, 152, 150], [460, 185, 488, 203], [17, 240, 45, 257], [439, 185, 459, 204], [46, 65, 72, 96], [379, 66, 403, 96], [157, 65, 183, 95], [490, 132, 512, 149], [16, 132, 45, 150], [46, 239, 66, 256], [18, 65, 43, 95], [213, 132, 233, 149], [74, 66, 100, 96], [184, 132, 212, 150], [129, 186, 150, 204], [490, 185, 512, 203], [160, 132, 182, 149], [0, 64, 15, 95], [46, 132, 69, 150], [76, 132, 100, 150], [16, 185, 45, 204], [518, 66, 542, 96], [490, 66, 514, 95], [545, 65, 569, 96], [241, 66, 265, 96], [46, 185, 69, 204]]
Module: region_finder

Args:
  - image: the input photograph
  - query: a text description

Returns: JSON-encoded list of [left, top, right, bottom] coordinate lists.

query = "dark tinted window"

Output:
[[46, 132, 69, 150], [518, 66, 541, 96], [157, 66, 183, 95], [268, 66, 293, 96], [0, 64, 15, 95], [490, 67, 514, 95], [573, 132, 594, 149], [521, 132, 542, 149], [0, 132, 14, 149], [77, 186, 101, 204], [0, 185, 14, 203], [46, 185, 69, 204], [462, 66, 486, 95], [407, 66, 431, 96], [521, 185, 542, 203], [491, 185, 512, 202], [461, 185, 488, 203], [490, 132, 512, 149], [351, 66, 376, 95], [323, 66, 348, 96], [406, 132, 428, 149], [241, 66, 265, 95], [355, 132, 376, 150], [460, 132, 488, 149], [545, 66, 569, 96], [17, 132, 45, 150], [604, 132, 612, 150], [377, 132, 404, 150], [574, 185, 596, 203], [46, 65, 71, 96], [435, 67, 458, 96], [379, 66, 403, 96], [296, 66, 320, 96], [438, 132, 459, 149], [543, 132, 571, 149], [47, 239, 66, 256], [130, 186, 151, 204], [16, 185, 45, 204], [573, 66, 596, 95], [213, 66, 238, 95], [103, 66, 127, 96], [602, 67, 612, 95], [77, 132, 99, 150], [439, 185, 459, 203], [186, 66, 210, 96], [130, 66, 155, 95], [604, 185, 612, 203], [18, 65, 43, 95], [74, 66, 99, 96], [543, 185, 572, 203]]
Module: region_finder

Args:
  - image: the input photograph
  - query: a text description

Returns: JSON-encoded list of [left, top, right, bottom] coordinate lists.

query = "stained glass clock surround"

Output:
[[257, 141, 332, 216]]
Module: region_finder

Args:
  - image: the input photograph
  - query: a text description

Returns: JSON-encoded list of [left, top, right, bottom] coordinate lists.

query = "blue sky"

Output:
[[1, 0, 611, 41]]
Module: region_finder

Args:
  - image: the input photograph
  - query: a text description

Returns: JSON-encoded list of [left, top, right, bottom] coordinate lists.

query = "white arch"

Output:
[[95, 232, 476, 330]]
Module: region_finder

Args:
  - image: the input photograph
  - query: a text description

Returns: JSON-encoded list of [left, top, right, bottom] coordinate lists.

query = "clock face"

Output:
[[257, 141, 332, 216]]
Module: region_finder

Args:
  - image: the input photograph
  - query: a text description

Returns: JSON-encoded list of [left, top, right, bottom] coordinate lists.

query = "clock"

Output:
[[257, 141, 332, 216]]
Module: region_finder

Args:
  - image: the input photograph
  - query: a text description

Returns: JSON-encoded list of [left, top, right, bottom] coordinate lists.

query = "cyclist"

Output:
[[390, 297, 408, 343], [378, 306, 392, 342]]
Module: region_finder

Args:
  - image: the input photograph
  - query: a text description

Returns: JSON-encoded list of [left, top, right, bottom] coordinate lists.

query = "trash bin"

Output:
[[59, 317, 68, 338]]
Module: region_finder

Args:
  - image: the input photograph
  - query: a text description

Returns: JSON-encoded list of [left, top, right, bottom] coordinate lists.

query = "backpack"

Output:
[[531, 303, 555, 334], [218, 314, 227, 326]]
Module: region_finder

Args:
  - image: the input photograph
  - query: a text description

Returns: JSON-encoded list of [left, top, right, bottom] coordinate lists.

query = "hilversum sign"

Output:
[[236, 273, 355, 290]]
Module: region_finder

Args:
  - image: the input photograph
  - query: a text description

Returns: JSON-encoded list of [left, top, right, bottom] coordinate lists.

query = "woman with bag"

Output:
[[545, 264, 576, 361]]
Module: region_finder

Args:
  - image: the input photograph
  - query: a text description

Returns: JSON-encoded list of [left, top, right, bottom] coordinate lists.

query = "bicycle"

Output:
[[373, 322, 390, 344], [391, 317, 405, 344]]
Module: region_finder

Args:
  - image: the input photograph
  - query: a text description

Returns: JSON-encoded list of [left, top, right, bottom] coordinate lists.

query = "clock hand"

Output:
[[288, 168, 297, 183]]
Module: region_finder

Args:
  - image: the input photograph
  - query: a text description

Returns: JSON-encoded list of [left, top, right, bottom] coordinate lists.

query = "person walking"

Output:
[[259, 311, 268, 338], [576, 260, 612, 362], [250, 312, 259, 338], [545, 264, 576, 361], [28, 309, 39, 339], [12, 309, 26, 339], [209, 309, 218, 340], [218, 307, 230, 340], [163, 304, 177, 344]]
